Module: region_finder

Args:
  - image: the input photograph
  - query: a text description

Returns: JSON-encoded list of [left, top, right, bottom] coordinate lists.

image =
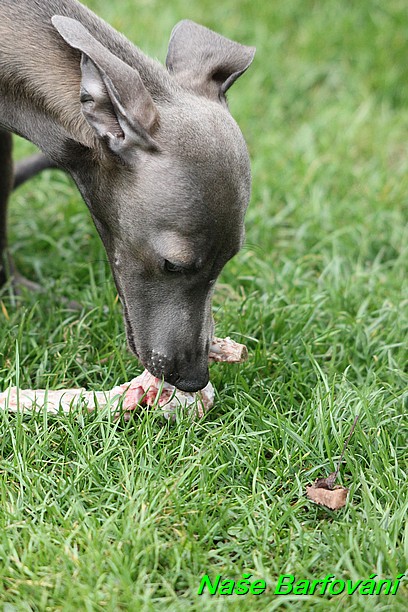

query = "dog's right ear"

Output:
[[51, 16, 159, 162], [166, 21, 255, 104]]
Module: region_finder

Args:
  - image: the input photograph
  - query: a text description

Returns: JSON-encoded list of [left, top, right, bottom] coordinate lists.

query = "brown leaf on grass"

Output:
[[306, 481, 349, 510], [305, 415, 359, 511]]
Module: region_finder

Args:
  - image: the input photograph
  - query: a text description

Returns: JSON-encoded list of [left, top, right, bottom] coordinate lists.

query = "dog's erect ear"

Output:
[[166, 20, 255, 103], [52, 16, 159, 161]]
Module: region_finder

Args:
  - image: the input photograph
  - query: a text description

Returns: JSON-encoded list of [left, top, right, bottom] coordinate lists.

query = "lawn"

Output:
[[0, 0, 407, 609]]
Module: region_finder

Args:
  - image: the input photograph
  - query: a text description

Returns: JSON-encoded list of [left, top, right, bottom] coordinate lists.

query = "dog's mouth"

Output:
[[121, 309, 169, 380], [127, 330, 138, 357], [120, 299, 140, 359], [120, 298, 176, 382]]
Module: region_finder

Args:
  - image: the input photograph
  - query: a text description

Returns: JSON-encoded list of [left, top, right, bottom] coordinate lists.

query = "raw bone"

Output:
[[0, 371, 214, 421], [209, 336, 248, 362], [0, 336, 247, 420]]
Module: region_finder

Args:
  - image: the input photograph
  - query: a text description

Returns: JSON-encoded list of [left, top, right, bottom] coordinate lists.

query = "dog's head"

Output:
[[53, 17, 255, 391]]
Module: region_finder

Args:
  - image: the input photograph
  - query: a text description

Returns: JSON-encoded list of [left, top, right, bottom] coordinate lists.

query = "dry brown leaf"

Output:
[[306, 482, 349, 510], [305, 415, 359, 511]]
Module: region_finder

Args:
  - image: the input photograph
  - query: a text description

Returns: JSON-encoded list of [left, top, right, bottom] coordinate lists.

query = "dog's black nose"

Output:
[[142, 348, 210, 392], [175, 369, 210, 392], [173, 350, 210, 392]]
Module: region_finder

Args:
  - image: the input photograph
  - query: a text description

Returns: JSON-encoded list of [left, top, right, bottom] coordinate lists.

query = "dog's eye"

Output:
[[164, 260, 186, 274], [80, 91, 94, 104]]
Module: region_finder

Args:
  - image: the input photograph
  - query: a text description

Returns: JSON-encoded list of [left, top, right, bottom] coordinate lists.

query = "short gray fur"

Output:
[[0, 0, 255, 391]]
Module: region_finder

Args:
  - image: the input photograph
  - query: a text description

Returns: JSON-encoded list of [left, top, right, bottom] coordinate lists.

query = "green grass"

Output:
[[1, 0, 407, 609]]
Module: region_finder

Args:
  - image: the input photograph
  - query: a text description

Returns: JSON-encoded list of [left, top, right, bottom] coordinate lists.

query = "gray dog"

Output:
[[0, 0, 255, 391]]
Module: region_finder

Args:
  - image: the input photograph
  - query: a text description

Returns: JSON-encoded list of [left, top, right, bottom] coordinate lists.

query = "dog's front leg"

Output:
[[0, 129, 13, 288], [13, 153, 58, 190], [0, 131, 64, 300]]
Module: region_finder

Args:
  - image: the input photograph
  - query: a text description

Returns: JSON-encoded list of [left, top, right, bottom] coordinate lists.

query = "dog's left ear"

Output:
[[51, 16, 159, 161], [166, 20, 255, 103]]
